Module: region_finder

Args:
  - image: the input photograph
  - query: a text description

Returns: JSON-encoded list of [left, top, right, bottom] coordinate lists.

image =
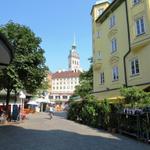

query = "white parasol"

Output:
[[27, 101, 38, 106]]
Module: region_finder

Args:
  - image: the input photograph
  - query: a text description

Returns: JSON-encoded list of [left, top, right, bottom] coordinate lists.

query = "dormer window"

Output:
[[97, 8, 104, 16]]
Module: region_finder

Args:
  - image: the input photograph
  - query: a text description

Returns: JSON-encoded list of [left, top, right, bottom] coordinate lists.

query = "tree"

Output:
[[121, 87, 145, 107], [71, 59, 93, 100], [0, 21, 48, 110], [121, 87, 150, 107]]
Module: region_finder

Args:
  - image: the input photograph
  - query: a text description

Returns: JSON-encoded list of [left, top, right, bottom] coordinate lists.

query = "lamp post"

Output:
[[0, 33, 14, 68], [19, 91, 26, 114]]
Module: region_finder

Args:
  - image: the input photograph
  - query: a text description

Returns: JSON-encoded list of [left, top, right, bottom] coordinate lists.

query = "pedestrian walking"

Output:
[[49, 105, 54, 119]]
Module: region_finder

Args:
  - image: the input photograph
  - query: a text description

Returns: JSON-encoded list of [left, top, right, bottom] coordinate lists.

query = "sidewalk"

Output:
[[0, 112, 149, 150]]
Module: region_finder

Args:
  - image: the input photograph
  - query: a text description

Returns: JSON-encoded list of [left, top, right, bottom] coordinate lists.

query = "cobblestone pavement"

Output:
[[0, 112, 149, 150]]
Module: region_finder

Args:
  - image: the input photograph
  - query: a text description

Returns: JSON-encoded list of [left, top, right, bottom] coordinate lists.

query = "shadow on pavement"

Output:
[[43, 111, 67, 120], [0, 125, 149, 150], [53, 111, 67, 119]]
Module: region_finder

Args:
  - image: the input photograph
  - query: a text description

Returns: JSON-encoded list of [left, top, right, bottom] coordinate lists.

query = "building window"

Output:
[[111, 38, 117, 53], [135, 17, 145, 36], [56, 96, 60, 99], [133, 0, 141, 5], [131, 58, 140, 76], [112, 66, 119, 81], [63, 96, 68, 99], [109, 16, 116, 28], [98, 51, 102, 59], [96, 31, 101, 39], [97, 8, 104, 16], [100, 72, 105, 84], [49, 96, 53, 99]]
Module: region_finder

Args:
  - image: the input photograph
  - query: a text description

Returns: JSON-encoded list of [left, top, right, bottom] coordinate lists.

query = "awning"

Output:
[[0, 33, 13, 68], [107, 96, 124, 103]]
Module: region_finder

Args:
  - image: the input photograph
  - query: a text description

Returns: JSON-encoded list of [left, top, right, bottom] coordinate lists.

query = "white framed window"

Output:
[[133, 0, 141, 5], [96, 31, 101, 39], [112, 66, 119, 81], [111, 38, 117, 53], [135, 17, 145, 36], [109, 15, 116, 28], [96, 51, 102, 60], [56, 96, 60, 99], [63, 96, 67, 99], [131, 58, 140, 76], [100, 72, 105, 84], [97, 8, 104, 16], [49, 96, 53, 99]]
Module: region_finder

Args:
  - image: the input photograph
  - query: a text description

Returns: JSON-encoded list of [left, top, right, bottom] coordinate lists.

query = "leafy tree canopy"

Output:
[[70, 60, 93, 100], [0, 21, 48, 106]]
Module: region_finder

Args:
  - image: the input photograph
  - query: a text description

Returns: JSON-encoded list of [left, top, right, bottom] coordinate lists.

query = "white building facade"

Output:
[[50, 39, 81, 103], [50, 71, 80, 102]]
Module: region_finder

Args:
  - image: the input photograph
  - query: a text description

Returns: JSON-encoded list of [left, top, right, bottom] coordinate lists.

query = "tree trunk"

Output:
[[6, 88, 11, 112], [14, 90, 17, 102]]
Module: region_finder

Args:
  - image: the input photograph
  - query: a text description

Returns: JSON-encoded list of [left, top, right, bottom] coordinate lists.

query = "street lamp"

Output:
[[0, 33, 14, 68], [19, 91, 26, 113]]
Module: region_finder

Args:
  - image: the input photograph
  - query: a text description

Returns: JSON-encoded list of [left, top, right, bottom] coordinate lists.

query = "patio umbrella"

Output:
[[27, 101, 38, 106], [35, 98, 50, 103]]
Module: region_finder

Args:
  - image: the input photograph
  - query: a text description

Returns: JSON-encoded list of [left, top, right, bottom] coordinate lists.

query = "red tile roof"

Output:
[[52, 70, 80, 79]]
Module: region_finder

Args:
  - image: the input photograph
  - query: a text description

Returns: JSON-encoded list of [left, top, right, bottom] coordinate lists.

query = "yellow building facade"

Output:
[[91, 0, 150, 100]]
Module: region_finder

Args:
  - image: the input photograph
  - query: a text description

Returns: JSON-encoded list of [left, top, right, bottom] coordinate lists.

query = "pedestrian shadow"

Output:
[[42, 112, 66, 120], [53, 111, 67, 119], [0, 125, 149, 150]]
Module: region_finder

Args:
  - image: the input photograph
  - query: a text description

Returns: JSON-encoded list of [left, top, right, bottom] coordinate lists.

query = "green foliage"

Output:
[[100, 99, 111, 129], [67, 101, 82, 121], [120, 87, 150, 107], [68, 86, 150, 138], [0, 21, 48, 106], [142, 93, 150, 104], [79, 65, 93, 87], [101, 99, 111, 114], [74, 81, 92, 99], [72, 64, 93, 99], [67, 96, 101, 127]]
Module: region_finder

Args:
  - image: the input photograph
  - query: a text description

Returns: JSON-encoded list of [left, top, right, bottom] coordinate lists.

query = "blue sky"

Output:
[[0, 0, 98, 72]]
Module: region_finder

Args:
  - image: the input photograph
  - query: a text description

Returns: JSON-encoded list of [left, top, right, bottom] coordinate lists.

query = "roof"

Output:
[[96, 0, 125, 23], [52, 70, 80, 79], [90, 0, 110, 15]]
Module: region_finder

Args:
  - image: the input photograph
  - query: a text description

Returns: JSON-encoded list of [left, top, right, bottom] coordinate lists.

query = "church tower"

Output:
[[68, 36, 80, 72]]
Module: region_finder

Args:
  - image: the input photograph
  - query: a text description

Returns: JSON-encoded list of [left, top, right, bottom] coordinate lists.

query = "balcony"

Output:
[[108, 27, 118, 39], [93, 58, 103, 70], [131, 34, 150, 51], [109, 55, 120, 64]]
